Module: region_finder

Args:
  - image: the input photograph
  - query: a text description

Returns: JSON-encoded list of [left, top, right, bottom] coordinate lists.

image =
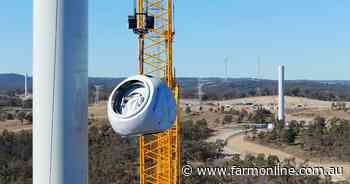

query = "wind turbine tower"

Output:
[[257, 56, 261, 80], [198, 78, 204, 106], [278, 65, 285, 122], [33, 0, 88, 184], [256, 56, 262, 96], [224, 57, 229, 80], [94, 85, 103, 105], [24, 73, 28, 97]]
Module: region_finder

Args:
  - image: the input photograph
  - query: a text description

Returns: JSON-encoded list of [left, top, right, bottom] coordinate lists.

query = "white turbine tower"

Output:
[[198, 77, 204, 107], [278, 65, 285, 122], [94, 85, 103, 105], [224, 57, 229, 80], [257, 56, 261, 80], [33, 0, 88, 183], [256, 56, 261, 96], [24, 73, 28, 97]]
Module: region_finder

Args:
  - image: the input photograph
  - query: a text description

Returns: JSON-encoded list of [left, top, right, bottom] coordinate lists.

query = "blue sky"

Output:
[[1, 0, 350, 80]]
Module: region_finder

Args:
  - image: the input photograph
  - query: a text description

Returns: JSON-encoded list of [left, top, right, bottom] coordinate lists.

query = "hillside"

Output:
[[0, 73, 32, 92], [2, 73, 350, 101]]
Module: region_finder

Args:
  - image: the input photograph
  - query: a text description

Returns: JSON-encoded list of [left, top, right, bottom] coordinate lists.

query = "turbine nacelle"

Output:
[[107, 75, 176, 136]]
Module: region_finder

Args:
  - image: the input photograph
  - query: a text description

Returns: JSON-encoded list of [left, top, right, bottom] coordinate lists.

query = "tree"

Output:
[[214, 118, 220, 125], [24, 112, 33, 124], [222, 115, 233, 124], [0, 112, 6, 121], [194, 119, 210, 139], [238, 110, 247, 122], [16, 111, 26, 125], [7, 113, 14, 120], [249, 108, 272, 124], [281, 127, 297, 144], [220, 106, 225, 113], [251, 127, 258, 141], [185, 106, 191, 113], [289, 87, 301, 96], [22, 99, 32, 108]]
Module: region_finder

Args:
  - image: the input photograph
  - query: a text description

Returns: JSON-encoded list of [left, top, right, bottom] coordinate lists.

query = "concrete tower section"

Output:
[[278, 65, 285, 122], [33, 0, 88, 184]]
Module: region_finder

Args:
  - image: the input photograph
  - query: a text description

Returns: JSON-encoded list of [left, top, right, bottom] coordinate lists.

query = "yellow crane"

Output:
[[128, 0, 181, 183]]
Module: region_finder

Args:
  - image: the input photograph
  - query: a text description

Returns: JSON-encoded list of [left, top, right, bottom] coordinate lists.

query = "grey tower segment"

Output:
[[33, 0, 88, 183]]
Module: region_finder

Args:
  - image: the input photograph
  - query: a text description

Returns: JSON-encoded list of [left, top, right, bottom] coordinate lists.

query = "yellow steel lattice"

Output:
[[136, 0, 180, 183], [142, 0, 167, 79]]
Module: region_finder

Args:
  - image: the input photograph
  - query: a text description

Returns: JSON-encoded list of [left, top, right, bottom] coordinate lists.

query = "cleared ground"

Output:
[[183, 96, 350, 182], [0, 120, 32, 132], [183, 96, 350, 122], [1, 96, 350, 181], [2, 96, 349, 131]]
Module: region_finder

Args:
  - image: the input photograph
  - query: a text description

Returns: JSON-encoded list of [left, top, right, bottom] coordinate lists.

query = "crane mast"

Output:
[[129, 0, 181, 183]]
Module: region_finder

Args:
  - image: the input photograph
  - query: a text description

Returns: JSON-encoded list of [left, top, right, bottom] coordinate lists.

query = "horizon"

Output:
[[2, 72, 350, 81]]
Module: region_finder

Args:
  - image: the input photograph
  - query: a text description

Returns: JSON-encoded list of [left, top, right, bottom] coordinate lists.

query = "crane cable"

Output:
[[173, 0, 176, 34]]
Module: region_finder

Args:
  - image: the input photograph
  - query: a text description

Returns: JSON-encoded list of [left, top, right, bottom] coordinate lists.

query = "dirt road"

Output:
[[0, 120, 32, 132], [226, 133, 350, 182]]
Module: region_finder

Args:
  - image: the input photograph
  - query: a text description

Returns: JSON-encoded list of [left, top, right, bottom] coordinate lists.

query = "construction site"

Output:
[[1, 0, 350, 184]]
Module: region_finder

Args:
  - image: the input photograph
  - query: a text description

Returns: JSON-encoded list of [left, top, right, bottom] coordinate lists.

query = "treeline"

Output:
[[182, 119, 344, 184], [0, 126, 138, 184], [0, 118, 348, 183], [255, 117, 350, 161], [182, 119, 224, 162], [180, 78, 350, 102], [0, 110, 32, 124], [185, 154, 335, 184], [0, 130, 32, 184], [302, 117, 350, 161], [89, 126, 137, 184], [0, 95, 26, 107], [3, 77, 350, 103]]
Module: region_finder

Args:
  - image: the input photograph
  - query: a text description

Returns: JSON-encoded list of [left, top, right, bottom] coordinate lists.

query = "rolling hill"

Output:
[[2, 73, 350, 101]]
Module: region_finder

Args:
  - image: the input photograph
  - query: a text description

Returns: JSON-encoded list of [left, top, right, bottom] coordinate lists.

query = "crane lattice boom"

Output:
[[133, 0, 181, 183]]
